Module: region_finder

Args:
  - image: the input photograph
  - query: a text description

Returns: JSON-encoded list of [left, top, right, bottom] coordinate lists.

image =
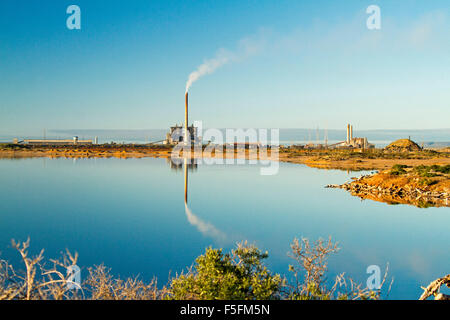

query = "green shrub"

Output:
[[169, 243, 282, 300], [390, 164, 408, 175], [434, 164, 450, 174], [413, 164, 450, 177]]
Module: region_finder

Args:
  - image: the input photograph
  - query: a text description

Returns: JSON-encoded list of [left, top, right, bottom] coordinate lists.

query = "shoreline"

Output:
[[1, 144, 450, 170], [1, 145, 450, 208], [327, 166, 450, 208]]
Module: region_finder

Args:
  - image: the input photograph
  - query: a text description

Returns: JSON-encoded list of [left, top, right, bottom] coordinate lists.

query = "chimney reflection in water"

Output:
[[182, 158, 227, 243]]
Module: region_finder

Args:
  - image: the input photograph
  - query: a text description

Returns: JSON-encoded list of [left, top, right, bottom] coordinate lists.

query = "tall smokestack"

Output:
[[185, 92, 189, 145], [350, 125, 353, 141], [346, 124, 350, 143]]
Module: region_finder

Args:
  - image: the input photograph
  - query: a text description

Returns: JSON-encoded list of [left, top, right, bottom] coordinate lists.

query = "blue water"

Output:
[[0, 157, 448, 299]]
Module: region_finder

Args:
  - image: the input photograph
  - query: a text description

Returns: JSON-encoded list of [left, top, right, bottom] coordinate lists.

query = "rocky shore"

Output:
[[328, 167, 450, 208]]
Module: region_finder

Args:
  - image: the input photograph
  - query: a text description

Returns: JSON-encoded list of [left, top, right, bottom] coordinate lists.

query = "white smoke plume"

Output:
[[185, 203, 227, 244], [185, 31, 267, 93], [185, 49, 232, 93]]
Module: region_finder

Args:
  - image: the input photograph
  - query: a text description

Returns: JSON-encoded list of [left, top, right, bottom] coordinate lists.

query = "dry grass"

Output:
[[286, 237, 393, 300], [0, 239, 168, 300], [419, 274, 450, 300], [10, 237, 448, 301], [84, 265, 168, 300], [0, 238, 82, 300]]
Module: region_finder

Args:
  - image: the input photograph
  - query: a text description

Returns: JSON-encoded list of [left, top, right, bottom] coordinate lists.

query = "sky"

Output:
[[0, 0, 449, 136]]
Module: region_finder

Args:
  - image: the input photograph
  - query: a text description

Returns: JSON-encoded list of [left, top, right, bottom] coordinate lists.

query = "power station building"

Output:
[[20, 136, 93, 146], [164, 124, 199, 145], [334, 124, 374, 149], [164, 92, 200, 145]]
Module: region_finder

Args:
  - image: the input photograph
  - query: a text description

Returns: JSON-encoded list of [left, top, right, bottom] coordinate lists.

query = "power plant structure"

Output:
[[164, 92, 199, 145], [16, 136, 93, 146], [333, 124, 374, 149], [165, 124, 198, 145], [294, 124, 374, 150]]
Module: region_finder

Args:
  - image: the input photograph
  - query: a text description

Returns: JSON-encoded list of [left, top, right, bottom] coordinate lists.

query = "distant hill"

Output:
[[384, 139, 422, 152]]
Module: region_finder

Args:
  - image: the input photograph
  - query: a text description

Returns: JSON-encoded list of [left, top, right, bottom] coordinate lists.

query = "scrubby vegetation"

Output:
[[0, 237, 395, 300], [170, 242, 282, 300], [281, 147, 447, 161], [390, 164, 408, 175], [284, 237, 385, 300], [0, 143, 28, 151], [388, 164, 450, 180], [414, 164, 450, 177]]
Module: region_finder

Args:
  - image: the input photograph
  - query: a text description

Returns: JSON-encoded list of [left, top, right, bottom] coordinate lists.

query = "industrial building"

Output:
[[289, 124, 374, 150], [333, 124, 374, 149], [20, 136, 93, 146], [164, 92, 200, 145], [164, 124, 199, 145]]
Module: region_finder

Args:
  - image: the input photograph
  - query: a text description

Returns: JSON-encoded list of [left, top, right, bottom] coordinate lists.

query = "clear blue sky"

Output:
[[0, 0, 449, 135]]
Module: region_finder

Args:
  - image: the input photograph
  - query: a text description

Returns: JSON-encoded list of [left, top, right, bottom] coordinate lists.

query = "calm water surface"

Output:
[[0, 158, 448, 299]]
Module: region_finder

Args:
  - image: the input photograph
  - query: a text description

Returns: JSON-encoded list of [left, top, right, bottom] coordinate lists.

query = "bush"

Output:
[[390, 164, 408, 175], [286, 237, 386, 300], [434, 164, 450, 174], [169, 242, 282, 300], [414, 164, 450, 177]]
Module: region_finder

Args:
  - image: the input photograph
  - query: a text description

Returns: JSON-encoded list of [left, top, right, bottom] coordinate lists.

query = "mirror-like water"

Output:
[[0, 157, 448, 299]]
